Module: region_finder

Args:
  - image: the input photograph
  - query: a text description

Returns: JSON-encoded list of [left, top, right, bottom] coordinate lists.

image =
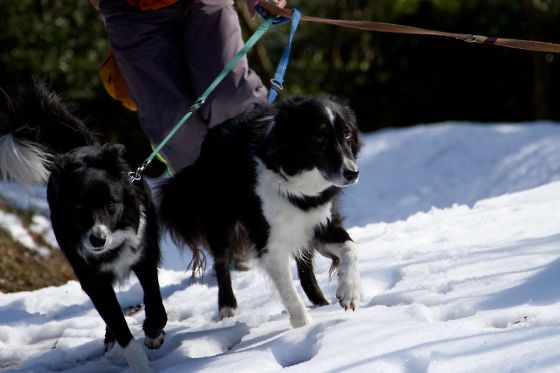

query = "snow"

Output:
[[0, 183, 52, 255], [342, 121, 560, 226], [0, 209, 50, 256], [2, 121, 560, 372]]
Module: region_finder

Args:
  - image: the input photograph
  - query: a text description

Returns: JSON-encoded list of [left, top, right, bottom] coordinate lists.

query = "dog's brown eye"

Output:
[[75, 204, 83, 211], [344, 130, 352, 140]]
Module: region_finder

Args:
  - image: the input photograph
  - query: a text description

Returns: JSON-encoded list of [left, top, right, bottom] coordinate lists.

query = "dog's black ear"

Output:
[[259, 111, 282, 163], [279, 95, 307, 107], [47, 154, 86, 204], [336, 100, 361, 155], [262, 129, 279, 160], [100, 143, 126, 160], [327, 95, 356, 124], [326, 94, 349, 106], [97, 143, 126, 166], [50, 153, 86, 176], [99, 143, 129, 176]]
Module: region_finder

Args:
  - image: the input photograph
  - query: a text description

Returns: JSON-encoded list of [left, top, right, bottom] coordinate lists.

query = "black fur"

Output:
[[0, 81, 95, 153], [159, 96, 361, 322], [0, 82, 167, 360]]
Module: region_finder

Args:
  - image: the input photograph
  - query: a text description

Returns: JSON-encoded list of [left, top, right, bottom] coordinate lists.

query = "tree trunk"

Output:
[[523, 0, 551, 119]]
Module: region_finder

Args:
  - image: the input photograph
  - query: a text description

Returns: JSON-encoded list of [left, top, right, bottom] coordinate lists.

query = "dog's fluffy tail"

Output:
[[0, 81, 96, 185], [0, 134, 52, 185]]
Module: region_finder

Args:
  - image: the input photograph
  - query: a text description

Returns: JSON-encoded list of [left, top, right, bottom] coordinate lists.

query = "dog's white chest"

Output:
[[96, 212, 147, 283], [255, 161, 332, 255], [100, 245, 143, 282]]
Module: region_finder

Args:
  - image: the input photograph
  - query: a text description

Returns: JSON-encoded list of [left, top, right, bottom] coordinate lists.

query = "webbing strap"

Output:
[[256, 0, 560, 53], [129, 17, 276, 182], [268, 9, 301, 104]]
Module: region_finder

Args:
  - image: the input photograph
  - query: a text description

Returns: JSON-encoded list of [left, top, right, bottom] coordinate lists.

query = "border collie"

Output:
[[0, 82, 166, 372], [159, 96, 361, 327]]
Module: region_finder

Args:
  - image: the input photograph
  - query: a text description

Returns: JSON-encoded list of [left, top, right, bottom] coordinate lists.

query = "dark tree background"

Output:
[[1, 0, 559, 175]]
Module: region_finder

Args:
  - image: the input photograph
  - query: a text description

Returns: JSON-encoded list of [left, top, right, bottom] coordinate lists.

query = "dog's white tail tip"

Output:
[[0, 134, 52, 185]]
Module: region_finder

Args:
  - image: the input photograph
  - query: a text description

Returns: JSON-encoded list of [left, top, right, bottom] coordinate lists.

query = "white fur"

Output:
[[144, 332, 165, 350], [255, 160, 335, 327], [325, 106, 335, 125], [81, 212, 147, 281], [259, 114, 276, 139], [101, 245, 143, 283], [82, 224, 134, 255], [0, 134, 51, 184], [275, 166, 334, 198], [328, 157, 360, 187], [260, 248, 313, 328], [318, 240, 361, 309], [122, 339, 154, 373], [255, 160, 332, 256], [219, 306, 235, 320]]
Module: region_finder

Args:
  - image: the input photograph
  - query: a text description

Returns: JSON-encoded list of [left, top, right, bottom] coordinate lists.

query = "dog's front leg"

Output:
[[260, 248, 312, 328], [81, 282, 154, 373], [134, 263, 167, 349], [315, 222, 361, 311]]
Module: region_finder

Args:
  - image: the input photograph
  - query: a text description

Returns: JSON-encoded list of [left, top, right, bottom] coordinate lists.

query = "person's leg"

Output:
[[182, 0, 268, 127], [99, 0, 207, 172]]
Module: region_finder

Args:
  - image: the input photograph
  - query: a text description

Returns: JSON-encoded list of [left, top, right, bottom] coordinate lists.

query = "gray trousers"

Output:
[[99, 0, 267, 172]]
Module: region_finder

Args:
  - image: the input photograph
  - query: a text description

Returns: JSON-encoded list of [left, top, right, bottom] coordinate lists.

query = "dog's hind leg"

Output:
[[133, 263, 167, 350], [315, 219, 361, 311], [295, 251, 329, 307], [208, 232, 238, 319], [215, 255, 237, 319]]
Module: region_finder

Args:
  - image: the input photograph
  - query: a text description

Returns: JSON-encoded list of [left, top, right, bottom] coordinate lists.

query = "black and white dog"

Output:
[[0, 83, 166, 372], [159, 96, 361, 327]]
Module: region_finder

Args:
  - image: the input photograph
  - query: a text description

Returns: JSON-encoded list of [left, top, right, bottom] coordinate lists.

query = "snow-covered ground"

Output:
[[342, 121, 560, 226], [2, 121, 560, 372]]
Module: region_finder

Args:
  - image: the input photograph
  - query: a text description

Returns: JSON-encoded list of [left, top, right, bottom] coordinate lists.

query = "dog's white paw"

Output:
[[219, 306, 236, 320], [144, 331, 165, 350], [289, 308, 313, 328], [123, 339, 154, 373], [336, 251, 361, 311]]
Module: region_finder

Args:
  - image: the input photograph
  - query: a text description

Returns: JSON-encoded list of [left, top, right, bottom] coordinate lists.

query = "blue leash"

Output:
[[265, 9, 302, 104]]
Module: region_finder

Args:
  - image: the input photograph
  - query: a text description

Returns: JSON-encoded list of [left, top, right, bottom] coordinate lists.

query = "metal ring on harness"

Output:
[[128, 160, 149, 182]]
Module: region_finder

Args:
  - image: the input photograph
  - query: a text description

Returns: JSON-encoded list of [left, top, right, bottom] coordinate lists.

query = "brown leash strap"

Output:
[[256, 0, 560, 53]]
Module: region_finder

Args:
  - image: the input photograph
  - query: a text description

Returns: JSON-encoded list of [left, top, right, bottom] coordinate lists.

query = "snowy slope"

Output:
[[342, 121, 560, 226], [2, 122, 560, 372]]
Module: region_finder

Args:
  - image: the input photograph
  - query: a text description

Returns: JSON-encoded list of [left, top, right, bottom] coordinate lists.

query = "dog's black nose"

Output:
[[343, 167, 359, 182], [89, 234, 106, 248]]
